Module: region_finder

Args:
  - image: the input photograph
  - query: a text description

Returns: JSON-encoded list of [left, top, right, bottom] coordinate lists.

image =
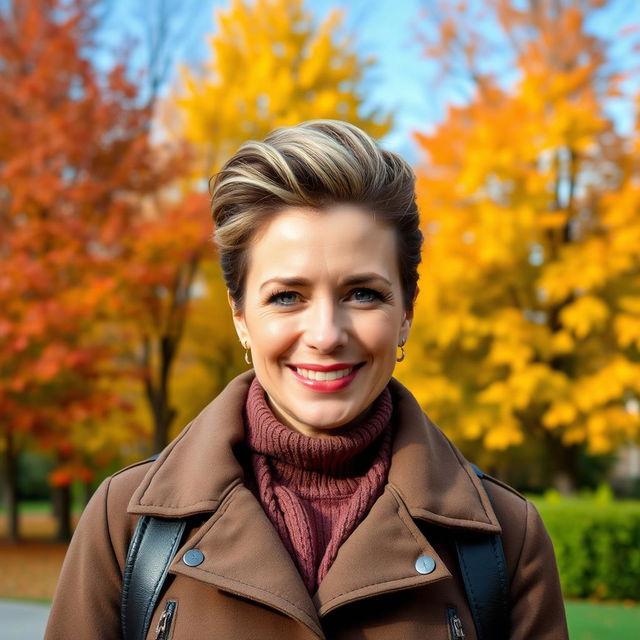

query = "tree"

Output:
[[0, 0, 175, 539], [115, 191, 213, 453], [402, 0, 640, 490], [173, 0, 390, 176]]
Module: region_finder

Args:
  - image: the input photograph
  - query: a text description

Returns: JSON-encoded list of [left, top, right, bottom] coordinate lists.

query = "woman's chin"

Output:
[[284, 402, 375, 436]]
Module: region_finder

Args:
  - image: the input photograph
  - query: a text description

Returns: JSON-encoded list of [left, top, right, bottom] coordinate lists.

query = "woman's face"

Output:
[[231, 204, 412, 437]]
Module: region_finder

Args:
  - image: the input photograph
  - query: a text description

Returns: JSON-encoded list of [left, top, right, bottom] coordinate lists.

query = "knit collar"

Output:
[[244, 377, 392, 477]]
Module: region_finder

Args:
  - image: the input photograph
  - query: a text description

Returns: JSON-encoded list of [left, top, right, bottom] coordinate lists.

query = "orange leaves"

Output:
[[0, 0, 191, 480], [32, 345, 65, 383], [406, 0, 640, 465], [49, 464, 93, 487]]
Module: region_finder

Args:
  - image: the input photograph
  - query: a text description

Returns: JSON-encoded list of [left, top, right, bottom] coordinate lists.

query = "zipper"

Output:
[[155, 600, 178, 640], [447, 606, 465, 639]]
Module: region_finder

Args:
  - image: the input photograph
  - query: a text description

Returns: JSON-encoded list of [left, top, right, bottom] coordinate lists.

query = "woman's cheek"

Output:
[[356, 314, 397, 352], [260, 315, 300, 351]]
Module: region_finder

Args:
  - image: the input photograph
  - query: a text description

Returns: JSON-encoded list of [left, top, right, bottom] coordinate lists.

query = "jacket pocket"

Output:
[[446, 605, 465, 639], [154, 600, 178, 640]]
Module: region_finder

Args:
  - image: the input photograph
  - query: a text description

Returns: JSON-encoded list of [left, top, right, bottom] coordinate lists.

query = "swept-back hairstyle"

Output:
[[210, 119, 422, 309]]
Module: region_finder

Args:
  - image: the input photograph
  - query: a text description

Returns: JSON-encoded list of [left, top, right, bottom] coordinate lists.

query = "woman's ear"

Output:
[[400, 302, 414, 344], [402, 287, 418, 339], [227, 290, 249, 347]]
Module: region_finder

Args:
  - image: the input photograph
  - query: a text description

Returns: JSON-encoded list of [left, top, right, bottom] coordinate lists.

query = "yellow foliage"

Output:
[[559, 295, 609, 339], [483, 417, 523, 450], [173, 0, 389, 176], [478, 381, 508, 405], [407, 375, 462, 408], [543, 402, 577, 429], [619, 296, 640, 315], [459, 415, 485, 439], [550, 330, 575, 355], [410, 2, 640, 462], [585, 409, 640, 454], [615, 314, 640, 350], [487, 341, 533, 371]]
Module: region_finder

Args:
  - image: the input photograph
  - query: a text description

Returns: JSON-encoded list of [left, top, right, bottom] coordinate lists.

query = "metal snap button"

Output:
[[183, 548, 205, 567], [415, 555, 436, 575]]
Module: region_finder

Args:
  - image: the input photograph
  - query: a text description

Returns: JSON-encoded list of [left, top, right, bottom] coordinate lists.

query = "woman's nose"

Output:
[[302, 301, 347, 353]]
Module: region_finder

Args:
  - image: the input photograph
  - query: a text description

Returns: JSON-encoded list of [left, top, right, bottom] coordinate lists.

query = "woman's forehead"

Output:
[[245, 206, 401, 286]]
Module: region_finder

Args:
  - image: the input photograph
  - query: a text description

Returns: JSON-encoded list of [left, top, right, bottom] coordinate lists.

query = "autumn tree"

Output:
[[173, 0, 389, 175], [115, 191, 212, 453], [0, 0, 177, 539], [403, 0, 640, 491]]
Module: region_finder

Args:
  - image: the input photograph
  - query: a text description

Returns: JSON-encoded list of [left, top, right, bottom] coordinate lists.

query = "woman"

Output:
[[45, 120, 568, 639]]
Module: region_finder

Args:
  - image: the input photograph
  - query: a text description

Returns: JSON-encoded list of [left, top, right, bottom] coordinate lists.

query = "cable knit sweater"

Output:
[[244, 378, 393, 593]]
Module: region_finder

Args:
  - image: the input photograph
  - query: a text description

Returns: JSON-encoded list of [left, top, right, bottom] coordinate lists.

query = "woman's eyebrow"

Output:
[[259, 277, 310, 291], [341, 273, 392, 287], [259, 273, 392, 291]]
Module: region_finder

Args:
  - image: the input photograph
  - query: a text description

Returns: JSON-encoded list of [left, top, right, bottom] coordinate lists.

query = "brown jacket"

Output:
[[45, 372, 568, 639]]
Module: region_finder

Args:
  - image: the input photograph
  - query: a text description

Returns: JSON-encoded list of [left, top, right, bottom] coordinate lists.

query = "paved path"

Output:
[[0, 599, 50, 639]]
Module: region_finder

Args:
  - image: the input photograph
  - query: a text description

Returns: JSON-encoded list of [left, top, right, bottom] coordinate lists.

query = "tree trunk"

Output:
[[145, 259, 199, 453], [81, 479, 93, 507], [53, 484, 72, 542], [2, 431, 19, 542], [545, 436, 581, 494], [149, 334, 177, 454], [151, 407, 175, 455]]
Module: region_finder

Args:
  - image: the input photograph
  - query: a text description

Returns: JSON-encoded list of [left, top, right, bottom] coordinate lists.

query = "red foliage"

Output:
[[0, 0, 194, 479]]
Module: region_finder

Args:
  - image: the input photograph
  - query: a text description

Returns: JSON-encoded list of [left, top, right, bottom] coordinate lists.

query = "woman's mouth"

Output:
[[288, 363, 363, 392], [294, 366, 354, 381]]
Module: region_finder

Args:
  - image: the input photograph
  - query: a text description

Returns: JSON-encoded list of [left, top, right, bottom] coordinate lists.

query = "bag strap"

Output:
[[120, 455, 187, 640], [121, 516, 186, 640], [455, 464, 510, 640]]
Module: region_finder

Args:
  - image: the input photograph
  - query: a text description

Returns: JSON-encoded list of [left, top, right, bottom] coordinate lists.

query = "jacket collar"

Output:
[[128, 372, 500, 534]]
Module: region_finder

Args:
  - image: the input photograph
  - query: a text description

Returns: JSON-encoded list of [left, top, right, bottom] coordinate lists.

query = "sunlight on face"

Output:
[[231, 205, 412, 437]]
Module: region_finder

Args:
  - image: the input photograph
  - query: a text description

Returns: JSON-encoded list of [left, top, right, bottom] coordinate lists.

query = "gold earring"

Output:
[[396, 339, 406, 363], [243, 341, 252, 366]]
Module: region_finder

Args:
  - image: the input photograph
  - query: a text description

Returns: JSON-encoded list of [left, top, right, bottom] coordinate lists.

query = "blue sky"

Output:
[[99, 0, 639, 160]]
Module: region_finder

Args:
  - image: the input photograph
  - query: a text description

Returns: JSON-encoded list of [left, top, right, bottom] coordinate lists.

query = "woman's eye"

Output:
[[268, 290, 300, 306], [349, 288, 384, 303]]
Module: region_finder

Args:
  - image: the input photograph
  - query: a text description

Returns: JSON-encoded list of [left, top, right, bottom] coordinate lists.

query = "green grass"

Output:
[[565, 600, 640, 639], [0, 501, 51, 515]]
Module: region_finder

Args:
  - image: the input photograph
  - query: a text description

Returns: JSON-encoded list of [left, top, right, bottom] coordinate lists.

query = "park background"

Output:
[[1, 0, 640, 637]]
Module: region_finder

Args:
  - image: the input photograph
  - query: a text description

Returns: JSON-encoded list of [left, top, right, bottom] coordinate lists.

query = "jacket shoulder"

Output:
[[472, 471, 555, 590], [477, 471, 529, 536], [105, 457, 158, 514], [111, 455, 158, 482], [479, 471, 526, 502]]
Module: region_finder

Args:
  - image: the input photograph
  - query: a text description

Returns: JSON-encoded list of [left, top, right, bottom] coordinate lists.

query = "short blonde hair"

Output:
[[210, 120, 422, 309]]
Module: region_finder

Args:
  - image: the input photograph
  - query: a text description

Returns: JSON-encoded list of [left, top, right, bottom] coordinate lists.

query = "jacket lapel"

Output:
[[313, 485, 451, 617], [386, 378, 501, 535], [168, 484, 324, 638], [127, 372, 254, 518]]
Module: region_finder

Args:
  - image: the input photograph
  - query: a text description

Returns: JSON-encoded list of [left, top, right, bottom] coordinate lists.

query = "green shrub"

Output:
[[532, 497, 640, 600]]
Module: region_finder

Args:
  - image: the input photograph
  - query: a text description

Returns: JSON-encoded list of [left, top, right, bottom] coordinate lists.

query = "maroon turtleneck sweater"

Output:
[[244, 378, 393, 593]]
